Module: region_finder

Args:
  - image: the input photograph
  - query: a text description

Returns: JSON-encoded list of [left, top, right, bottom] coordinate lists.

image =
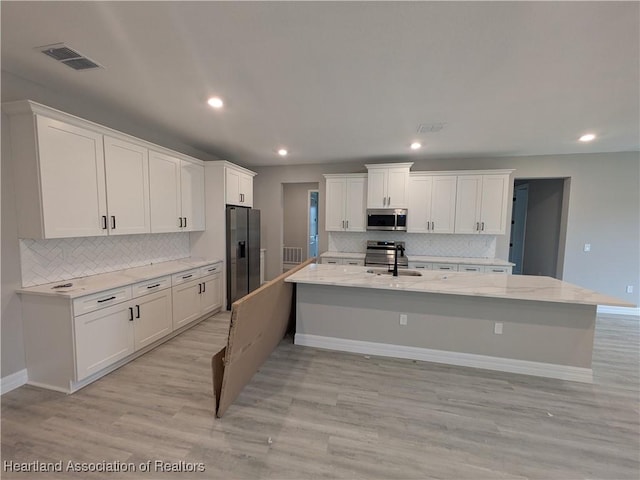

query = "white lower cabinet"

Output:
[[321, 256, 364, 266], [172, 272, 222, 330], [409, 261, 512, 274], [20, 262, 223, 393]]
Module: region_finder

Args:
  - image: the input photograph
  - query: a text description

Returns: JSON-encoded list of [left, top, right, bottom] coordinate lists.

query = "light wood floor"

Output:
[[2, 312, 639, 479]]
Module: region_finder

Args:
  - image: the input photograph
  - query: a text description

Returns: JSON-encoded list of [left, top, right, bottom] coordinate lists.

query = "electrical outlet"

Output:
[[494, 322, 503, 335], [399, 314, 408, 326], [627, 285, 634, 294], [584, 243, 591, 252]]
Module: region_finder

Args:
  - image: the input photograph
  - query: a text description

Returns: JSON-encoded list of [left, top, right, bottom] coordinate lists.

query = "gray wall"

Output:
[[521, 179, 565, 277], [283, 182, 319, 260], [253, 152, 640, 308]]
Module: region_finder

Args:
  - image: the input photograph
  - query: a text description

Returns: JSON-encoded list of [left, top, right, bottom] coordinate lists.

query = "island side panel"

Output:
[[294, 283, 596, 369]]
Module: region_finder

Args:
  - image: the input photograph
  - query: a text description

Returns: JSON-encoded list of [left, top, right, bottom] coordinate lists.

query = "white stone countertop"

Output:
[[285, 264, 634, 307], [16, 258, 223, 299], [320, 251, 513, 266], [320, 251, 366, 259]]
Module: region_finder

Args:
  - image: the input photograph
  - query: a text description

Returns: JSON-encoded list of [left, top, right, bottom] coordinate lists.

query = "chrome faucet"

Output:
[[391, 244, 405, 277]]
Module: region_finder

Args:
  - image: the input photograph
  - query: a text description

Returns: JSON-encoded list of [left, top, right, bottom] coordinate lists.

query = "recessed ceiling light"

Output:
[[579, 133, 596, 142], [278, 148, 288, 156], [410, 142, 422, 150], [207, 97, 224, 109]]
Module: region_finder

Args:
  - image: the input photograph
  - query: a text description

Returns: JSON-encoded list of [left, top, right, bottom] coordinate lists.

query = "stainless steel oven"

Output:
[[366, 208, 407, 231]]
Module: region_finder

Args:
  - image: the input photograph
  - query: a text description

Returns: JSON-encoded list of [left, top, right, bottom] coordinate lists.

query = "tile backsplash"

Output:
[[328, 232, 497, 258], [20, 233, 190, 287]]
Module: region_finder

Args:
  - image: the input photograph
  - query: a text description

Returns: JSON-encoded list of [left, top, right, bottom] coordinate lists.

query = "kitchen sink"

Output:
[[366, 268, 422, 277]]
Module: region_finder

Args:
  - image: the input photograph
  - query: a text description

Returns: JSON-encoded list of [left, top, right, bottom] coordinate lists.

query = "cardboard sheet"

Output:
[[212, 258, 315, 417]]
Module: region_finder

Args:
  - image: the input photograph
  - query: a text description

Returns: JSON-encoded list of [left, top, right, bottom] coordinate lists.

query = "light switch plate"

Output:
[[584, 243, 591, 252], [494, 322, 503, 334]]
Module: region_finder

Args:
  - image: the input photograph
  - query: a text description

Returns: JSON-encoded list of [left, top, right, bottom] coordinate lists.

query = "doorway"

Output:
[[308, 190, 319, 258], [509, 178, 569, 279]]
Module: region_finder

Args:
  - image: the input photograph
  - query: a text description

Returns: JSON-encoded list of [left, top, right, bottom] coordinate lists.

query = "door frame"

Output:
[[307, 189, 319, 260]]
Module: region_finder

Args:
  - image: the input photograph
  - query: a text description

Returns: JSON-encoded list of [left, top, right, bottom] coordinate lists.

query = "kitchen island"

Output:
[[285, 264, 634, 383]]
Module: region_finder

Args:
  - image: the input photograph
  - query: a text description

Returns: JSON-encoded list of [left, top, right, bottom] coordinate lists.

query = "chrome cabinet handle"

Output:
[[481, 222, 485, 231], [202, 282, 206, 293], [111, 216, 116, 230], [129, 307, 134, 321], [431, 221, 434, 230], [179, 217, 183, 228], [184, 217, 187, 228], [346, 220, 349, 228], [476, 222, 480, 231], [101, 215, 108, 230], [135, 305, 140, 319], [388, 196, 391, 205]]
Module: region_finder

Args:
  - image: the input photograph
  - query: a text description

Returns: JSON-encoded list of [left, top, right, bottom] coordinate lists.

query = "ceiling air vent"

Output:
[[417, 122, 447, 133], [39, 43, 102, 70]]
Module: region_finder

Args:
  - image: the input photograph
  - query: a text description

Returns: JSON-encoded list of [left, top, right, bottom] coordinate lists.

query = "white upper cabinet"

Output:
[[324, 174, 367, 232], [35, 116, 108, 238], [407, 174, 457, 234], [103, 136, 150, 235], [365, 163, 412, 208], [149, 151, 182, 233], [149, 151, 205, 232], [180, 161, 205, 231], [454, 173, 511, 235], [225, 164, 256, 207], [4, 100, 206, 239]]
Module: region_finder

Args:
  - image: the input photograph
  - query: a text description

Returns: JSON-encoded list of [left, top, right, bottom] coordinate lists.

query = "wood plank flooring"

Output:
[[2, 312, 638, 479]]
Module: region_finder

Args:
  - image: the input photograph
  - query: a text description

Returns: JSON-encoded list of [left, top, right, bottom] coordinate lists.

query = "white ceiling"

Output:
[[2, 1, 638, 167]]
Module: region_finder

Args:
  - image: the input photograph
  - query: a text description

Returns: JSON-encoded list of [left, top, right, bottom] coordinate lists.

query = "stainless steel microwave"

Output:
[[366, 208, 408, 231]]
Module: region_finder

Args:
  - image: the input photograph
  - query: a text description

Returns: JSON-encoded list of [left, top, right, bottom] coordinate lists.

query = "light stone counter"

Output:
[[17, 258, 223, 299], [286, 264, 633, 307]]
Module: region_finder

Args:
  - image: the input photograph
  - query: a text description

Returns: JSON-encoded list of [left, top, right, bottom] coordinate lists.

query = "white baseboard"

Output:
[[295, 334, 593, 384], [1, 369, 28, 395], [597, 305, 640, 318]]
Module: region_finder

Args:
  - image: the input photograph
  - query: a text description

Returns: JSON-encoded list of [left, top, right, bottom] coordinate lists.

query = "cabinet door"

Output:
[[226, 168, 241, 206], [454, 175, 482, 234], [345, 177, 367, 232], [133, 289, 173, 350], [366, 169, 387, 208], [239, 174, 253, 207], [149, 151, 181, 233], [430, 175, 457, 234], [36, 116, 107, 238], [103, 136, 150, 235], [407, 176, 432, 233], [386, 167, 409, 208], [479, 174, 510, 235], [181, 161, 205, 231], [74, 302, 134, 380], [172, 280, 202, 329], [201, 273, 222, 315], [325, 178, 346, 231]]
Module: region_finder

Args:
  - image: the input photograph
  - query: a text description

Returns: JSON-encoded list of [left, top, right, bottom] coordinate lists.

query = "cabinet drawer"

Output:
[[73, 286, 132, 316], [459, 264, 483, 273], [409, 262, 432, 270], [172, 268, 200, 285], [343, 259, 364, 266], [132, 275, 171, 297], [433, 263, 458, 271], [200, 263, 222, 277], [485, 266, 511, 274], [322, 257, 341, 265]]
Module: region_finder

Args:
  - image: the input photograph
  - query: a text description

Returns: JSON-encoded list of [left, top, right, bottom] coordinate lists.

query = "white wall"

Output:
[[253, 152, 640, 307]]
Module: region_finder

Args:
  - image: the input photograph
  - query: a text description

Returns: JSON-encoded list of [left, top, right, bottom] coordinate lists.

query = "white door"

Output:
[[366, 169, 387, 208], [386, 167, 409, 208], [103, 136, 150, 235], [133, 289, 173, 350], [200, 274, 222, 315], [149, 151, 182, 233], [172, 280, 202, 329], [74, 302, 134, 380], [239, 173, 253, 207], [430, 175, 457, 234], [36, 116, 107, 238], [480, 174, 510, 234], [181, 161, 205, 231], [407, 176, 432, 233], [325, 178, 346, 231], [454, 175, 482, 234], [345, 177, 367, 231], [225, 168, 241, 206]]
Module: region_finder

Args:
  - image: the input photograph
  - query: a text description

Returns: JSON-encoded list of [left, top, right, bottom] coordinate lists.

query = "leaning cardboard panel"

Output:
[[212, 258, 315, 417]]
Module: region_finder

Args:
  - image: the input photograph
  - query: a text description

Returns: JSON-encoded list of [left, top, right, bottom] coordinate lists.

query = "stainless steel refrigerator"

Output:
[[226, 206, 261, 308]]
